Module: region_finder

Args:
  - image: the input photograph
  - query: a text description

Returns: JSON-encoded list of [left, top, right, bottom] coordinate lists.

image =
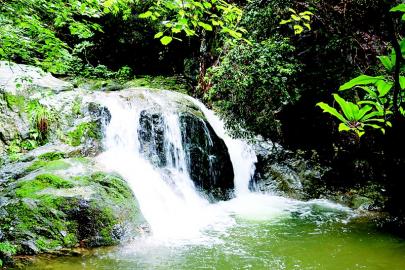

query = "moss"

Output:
[[26, 159, 71, 173], [66, 122, 101, 147], [71, 97, 82, 117], [1, 195, 70, 255], [0, 242, 17, 256], [126, 75, 189, 94], [86, 172, 134, 204], [90, 204, 117, 246], [15, 174, 74, 198], [71, 157, 91, 164], [0, 242, 17, 267], [35, 237, 61, 251], [37, 151, 65, 161], [3, 93, 26, 111], [63, 233, 77, 247], [0, 171, 142, 259]]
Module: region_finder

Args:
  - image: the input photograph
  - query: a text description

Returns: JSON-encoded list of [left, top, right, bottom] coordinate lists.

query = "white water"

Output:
[[189, 98, 257, 196], [96, 89, 353, 243]]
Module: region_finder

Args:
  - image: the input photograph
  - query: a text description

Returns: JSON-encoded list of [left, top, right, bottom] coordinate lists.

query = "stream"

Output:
[[23, 90, 405, 270]]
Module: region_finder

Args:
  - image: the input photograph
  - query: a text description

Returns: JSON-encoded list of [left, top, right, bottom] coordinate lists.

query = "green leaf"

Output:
[[339, 75, 385, 90], [226, 29, 242, 39], [400, 76, 405, 89], [362, 111, 384, 121], [376, 80, 393, 97], [378, 56, 394, 71], [279, 19, 291, 25], [333, 94, 356, 120], [357, 130, 365, 137], [203, 2, 212, 9], [293, 25, 304, 35], [357, 105, 373, 120], [338, 123, 351, 132], [400, 38, 405, 55], [139, 11, 153, 19], [160, 36, 173, 45], [301, 15, 311, 21], [291, 14, 301, 21], [299, 11, 314, 16], [316, 102, 347, 123], [390, 4, 405, 12], [154, 32, 164, 39], [303, 23, 311, 30], [198, 22, 213, 31]]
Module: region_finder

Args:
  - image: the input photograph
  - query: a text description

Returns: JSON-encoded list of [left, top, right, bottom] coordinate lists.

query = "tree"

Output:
[[0, 0, 104, 74]]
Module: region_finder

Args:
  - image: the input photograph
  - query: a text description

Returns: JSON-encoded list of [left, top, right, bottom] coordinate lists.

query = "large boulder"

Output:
[[0, 153, 145, 265], [0, 61, 73, 95], [135, 91, 234, 201], [250, 138, 385, 211], [179, 112, 234, 200], [251, 137, 326, 200]]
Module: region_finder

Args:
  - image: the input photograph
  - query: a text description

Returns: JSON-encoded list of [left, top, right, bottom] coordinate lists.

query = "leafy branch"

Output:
[[317, 3, 405, 138]]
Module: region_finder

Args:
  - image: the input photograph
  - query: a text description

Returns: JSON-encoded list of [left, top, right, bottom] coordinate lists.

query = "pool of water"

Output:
[[22, 195, 405, 270]]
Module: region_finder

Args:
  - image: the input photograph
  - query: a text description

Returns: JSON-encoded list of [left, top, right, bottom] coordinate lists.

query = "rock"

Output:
[[250, 138, 386, 211], [0, 163, 146, 258], [137, 102, 234, 200], [179, 112, 234, 200], [138, 111, 166, 167], [0, 61, 73, 95], [251, 137, 327, 200]]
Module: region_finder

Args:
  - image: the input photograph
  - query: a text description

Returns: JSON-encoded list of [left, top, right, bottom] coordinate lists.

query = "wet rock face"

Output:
[[138, 111, 166, 167], [251, 138, 326, 200], [138, 109, 234, 200], [179, 112, 234, 200]]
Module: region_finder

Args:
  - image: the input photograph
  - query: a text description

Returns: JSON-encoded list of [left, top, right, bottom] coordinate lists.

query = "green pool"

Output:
[[23, 195, 405, 270]]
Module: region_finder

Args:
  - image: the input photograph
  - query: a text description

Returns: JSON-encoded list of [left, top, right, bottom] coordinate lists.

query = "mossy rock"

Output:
[[0, 171, 145, 264], [66, 122, 102, 147]]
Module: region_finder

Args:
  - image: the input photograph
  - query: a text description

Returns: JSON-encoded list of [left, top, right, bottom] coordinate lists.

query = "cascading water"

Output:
[[96, 90, 236, 241], [96, 89, 352, 243], [189, 97, 257, 196], [27, 90, 405, 270]]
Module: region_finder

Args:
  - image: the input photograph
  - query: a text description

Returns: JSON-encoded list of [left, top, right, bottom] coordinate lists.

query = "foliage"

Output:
[[317, 3, 405, 138], [280, 8, 314, 35], [206, 37, 300, 138], [27, 100, 55, 143], [138, 0, 245, 45], [239, 0, 294, 41], [0, 0, 104, 74], [317, 94, 389, 137]]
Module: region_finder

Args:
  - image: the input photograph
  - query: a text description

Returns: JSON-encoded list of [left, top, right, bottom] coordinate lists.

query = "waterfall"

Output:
[[96, 90, 240, 240], [94, 89, 352, 243], [189, 98, 257, 196]]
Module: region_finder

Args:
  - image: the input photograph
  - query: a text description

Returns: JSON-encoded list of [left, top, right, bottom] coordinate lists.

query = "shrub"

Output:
[[206, 37, 301, 139]]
